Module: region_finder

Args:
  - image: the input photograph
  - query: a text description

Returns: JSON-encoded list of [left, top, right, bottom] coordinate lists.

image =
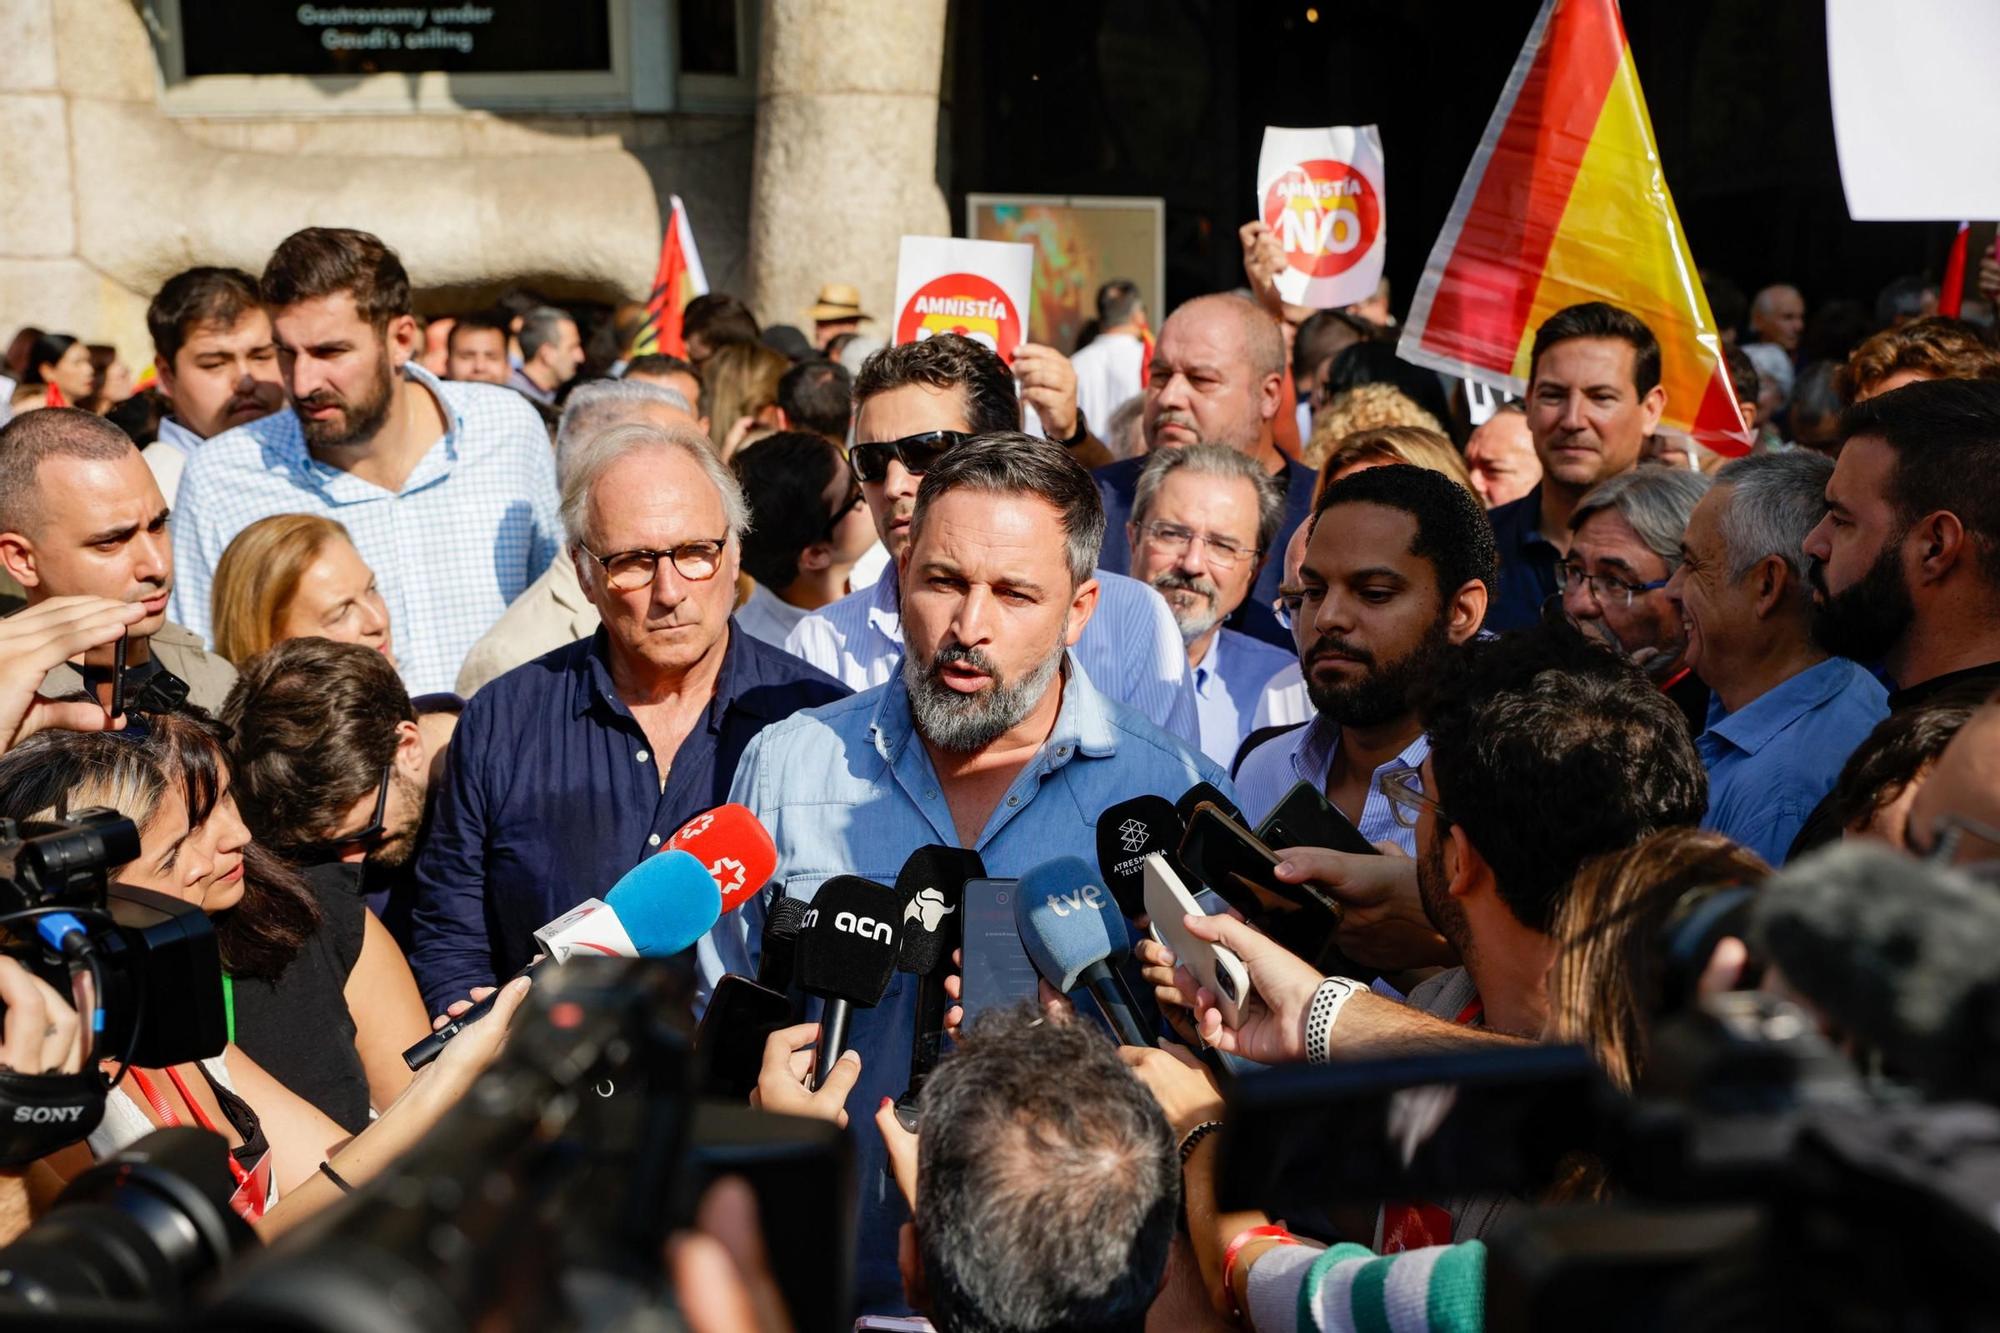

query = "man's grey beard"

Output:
[[904, 639, 1065, 753], [1150, 570, 1224, 647]]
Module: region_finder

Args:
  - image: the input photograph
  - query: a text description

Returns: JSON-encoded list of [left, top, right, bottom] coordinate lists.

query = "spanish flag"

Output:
[[1398, 0, 1752, 455], [630, 195, 709, 360]]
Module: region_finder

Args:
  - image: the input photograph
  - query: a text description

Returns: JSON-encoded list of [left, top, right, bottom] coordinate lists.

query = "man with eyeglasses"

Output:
[[1558, 467, 1713, 734], [784, 333, 1200, 745], [404, 420, 846, 1013], [1125, 444, 1292, 765]]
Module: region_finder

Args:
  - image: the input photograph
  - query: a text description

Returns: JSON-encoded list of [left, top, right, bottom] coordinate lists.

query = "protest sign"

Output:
[[893, 237, 1033, 364], [1256, 125, 1387, 309]]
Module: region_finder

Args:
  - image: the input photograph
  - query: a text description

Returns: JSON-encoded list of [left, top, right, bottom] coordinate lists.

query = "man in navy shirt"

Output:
[[1484, 302, 1666, 632], [407, 419, 845, 1011], [1094, 294, 1315, 648]]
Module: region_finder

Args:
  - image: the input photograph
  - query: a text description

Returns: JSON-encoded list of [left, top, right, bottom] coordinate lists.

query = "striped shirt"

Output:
[[168, 363, 561, 694], [782, 568, 1201, 746]]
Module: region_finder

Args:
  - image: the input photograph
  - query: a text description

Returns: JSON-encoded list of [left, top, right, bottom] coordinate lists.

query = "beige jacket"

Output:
[[37, 619, 239, 716], [454, 554, 601, 697]]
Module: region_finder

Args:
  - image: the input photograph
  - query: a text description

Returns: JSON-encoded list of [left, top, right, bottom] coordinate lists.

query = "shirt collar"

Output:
[[869, 651, 1118, 769], [154, 416, 204, 457], [865, 572, 903, 643], [1191, 633, 1221, 697], [1705, 657, 1855, 757], [573, 622, 751, 733], [288, 362, 462, 484], [1292, 714, 1429, 787]]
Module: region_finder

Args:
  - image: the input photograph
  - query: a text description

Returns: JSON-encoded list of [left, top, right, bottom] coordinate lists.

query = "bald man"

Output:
[[1093, 294, 1318, 647], [1903, 701, 2000, 865]]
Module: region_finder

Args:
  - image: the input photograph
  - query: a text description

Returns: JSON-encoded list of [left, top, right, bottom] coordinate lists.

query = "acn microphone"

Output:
[[793, 875, 903, 1090], [1017, 856, 1153, 1048], [403, 848, 722, 1071]]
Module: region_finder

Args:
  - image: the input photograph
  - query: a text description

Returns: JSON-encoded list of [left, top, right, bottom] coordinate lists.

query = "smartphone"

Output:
[[1141, 853, 1250, 1028], [957, 878, 1039, 1027], [1257, 779, 1379, 858], [693, 974, 796, 1100], [1179, 802, 1342, 922]]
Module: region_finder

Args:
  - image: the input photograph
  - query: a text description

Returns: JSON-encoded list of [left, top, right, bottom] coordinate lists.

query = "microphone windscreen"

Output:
[[1016, 856, 1130, 993], [757, 895, 810, 993], [1096, 795, 1184, 918], [666, 803, 779, 914], [895, 845, 985, 975], [1177, 781, 1244, 828], [793, 875, 903, 1008], [603, 849, 724, 956], [1751, 842, 2000, 1096]]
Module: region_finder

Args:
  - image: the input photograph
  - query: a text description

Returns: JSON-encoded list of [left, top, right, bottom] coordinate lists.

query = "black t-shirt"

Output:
[[231, 861, 372, 1134]]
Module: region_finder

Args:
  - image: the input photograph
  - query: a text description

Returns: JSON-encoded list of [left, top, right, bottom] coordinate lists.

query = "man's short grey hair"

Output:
[[554, 379, 695, 483], [910, 432, 1105, 586], [1168, 293, 1285, 379], [1713, 450, 1834, 583], [1751, 283, 1800, 318], [1130, 443, 1285, 554], [559, 421, 750, 551], [518, 305, 573, 360], [1570, 466, 1713, 573]]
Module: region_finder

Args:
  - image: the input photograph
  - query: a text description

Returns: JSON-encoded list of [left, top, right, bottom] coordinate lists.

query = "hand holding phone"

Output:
[[1179, 802, 1343, 923], [1142, 853, 1250, 1028]]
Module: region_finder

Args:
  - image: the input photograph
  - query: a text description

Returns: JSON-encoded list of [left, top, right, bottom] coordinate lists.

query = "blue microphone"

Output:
[[1015, 857, 1153, 1048], [403, 849, 723, 1070]]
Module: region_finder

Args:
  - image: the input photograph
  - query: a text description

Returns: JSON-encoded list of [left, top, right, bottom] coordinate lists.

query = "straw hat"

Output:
[[807, 282, 872, 323]]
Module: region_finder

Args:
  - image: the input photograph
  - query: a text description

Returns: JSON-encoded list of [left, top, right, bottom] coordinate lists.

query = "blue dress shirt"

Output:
[[707, 656, 1230, 1316], [1191, 628, 1296, 767], [1232, 715, 1430, 855], [1698, 656, 1888, 865], [406, 624, 847, 1013], [1094, 452, 1318, 649], [1483, 484, 1563, 633]]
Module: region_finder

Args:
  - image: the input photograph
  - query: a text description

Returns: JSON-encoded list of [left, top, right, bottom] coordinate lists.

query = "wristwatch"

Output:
[[1054, 410, 1090, 448], [1304, 976, 1363, 1065]]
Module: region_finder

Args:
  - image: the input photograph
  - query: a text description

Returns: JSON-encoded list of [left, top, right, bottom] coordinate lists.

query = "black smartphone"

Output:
[[1257, 779, 1380, 858], [958, 878, 1039, 1027], [693, 975, 797, 1100], [108, 633, 128, 719], [1180, 802, 1342, 921]]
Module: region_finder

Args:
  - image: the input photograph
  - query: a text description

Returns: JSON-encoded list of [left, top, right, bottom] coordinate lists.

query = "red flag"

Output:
[[1939, 222, 1970, 319], [630, 195, 709, 360]]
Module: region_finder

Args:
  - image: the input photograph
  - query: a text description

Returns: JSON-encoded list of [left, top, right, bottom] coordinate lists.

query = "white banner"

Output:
[[1256, 124, 1387, 308], [892, 236, 1034, 364]]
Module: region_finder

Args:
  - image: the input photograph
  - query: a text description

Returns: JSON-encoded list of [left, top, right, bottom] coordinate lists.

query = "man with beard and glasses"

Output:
[[1234, 465, 1494, 852], [711, 433, 1225, 1319], [168, 228, 562, 694], [786, 333, 1200, 745], [1559, 467, 1713, 734], [1125, 444, 1291, 765], [139, 266, 287, 506]]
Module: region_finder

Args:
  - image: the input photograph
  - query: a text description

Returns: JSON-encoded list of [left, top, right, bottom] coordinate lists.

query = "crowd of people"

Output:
[[0, 214, 1997, 1331]]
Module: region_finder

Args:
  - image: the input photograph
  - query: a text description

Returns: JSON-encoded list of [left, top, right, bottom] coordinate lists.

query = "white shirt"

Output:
[[785, 568, 1202, 746], [1251, 661, 1313, 732], [1190, 628, 1295, 769], [1232, 714, 1430, 854], [1070, 331, 1147, 435], [735, 581, 811, 650], [849, 540, 890, 590], [142, 415, 205, 507]]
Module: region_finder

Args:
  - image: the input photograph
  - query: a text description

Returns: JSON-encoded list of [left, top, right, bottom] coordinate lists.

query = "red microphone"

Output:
[[666, 803, 778, 913]]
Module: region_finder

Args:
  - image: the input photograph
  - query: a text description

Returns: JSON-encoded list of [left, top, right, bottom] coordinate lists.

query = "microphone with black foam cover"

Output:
[[793, 875, 903, 1090], [1096, 794, 1186, 920], [1017, 856, 1154, 1048], [1177, 781, 1244, 828], [404, 849, 723, 1070], [757, 895, 810, 994], [691, 897, 815, 1098], [666, 802, 779, 915], [1751, 841, 2000, 1102], [896, 846, 986, 1096]]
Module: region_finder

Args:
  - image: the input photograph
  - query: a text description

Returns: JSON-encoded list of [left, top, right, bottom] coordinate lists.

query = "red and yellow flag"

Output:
[[630, 194, 709, 360], [1398, 0, 1751, 455]]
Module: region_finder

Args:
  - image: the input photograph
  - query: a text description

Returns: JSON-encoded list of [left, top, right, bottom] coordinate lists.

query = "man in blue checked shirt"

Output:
[[709, 433, 1228, 1317], [168, 228, 562, 694]]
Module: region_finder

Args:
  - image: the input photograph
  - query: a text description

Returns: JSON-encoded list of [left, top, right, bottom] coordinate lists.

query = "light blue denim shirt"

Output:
[[704, 654, 1230, 1317], [1232, 714, 1430, 856]]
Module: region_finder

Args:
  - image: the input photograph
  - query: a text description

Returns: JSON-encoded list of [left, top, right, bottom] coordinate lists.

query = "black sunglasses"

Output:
[[845, 430, 970, 484], [291, 764, 393, 864]]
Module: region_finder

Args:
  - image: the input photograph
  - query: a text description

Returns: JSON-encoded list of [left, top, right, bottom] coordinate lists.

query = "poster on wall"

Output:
[[893, 236, 1034, 365], [1255, 125, 1387, 309], [967, 195, 1166, 355]]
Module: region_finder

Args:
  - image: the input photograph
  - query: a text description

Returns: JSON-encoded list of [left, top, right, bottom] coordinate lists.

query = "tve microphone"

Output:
[[896, 846, 986, 1096], [1751, 842, 2000, 1102], [793, 875, 903, 1090], [1177, 781, 1244, 828], [666, 803, 779, 914], [1016, 857, 1153, 1048], [1095, 794, 1186, 919], [403, 849, 723, 1070]]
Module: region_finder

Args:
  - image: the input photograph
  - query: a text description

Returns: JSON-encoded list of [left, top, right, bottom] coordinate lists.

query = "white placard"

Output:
[[892, 236, 1034, 364], [1256, 125, 1388, 308]]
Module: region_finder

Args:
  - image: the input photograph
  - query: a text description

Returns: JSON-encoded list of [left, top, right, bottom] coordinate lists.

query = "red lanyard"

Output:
[[129, 1066, 253, 1192]]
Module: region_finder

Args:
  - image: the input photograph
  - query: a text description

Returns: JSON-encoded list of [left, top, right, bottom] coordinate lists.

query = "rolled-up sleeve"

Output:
[[408, 693, 501, 1014]]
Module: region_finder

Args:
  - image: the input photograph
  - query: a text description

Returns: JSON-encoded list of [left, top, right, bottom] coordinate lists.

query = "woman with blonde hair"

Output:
[[210, 514, 393, 667], [1314, 423, 1475, 496], [703, 339, 789, 457], [1305, 382, 1447, 468]]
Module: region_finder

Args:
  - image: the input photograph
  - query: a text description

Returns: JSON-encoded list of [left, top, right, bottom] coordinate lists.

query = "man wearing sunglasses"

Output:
[[785, 333, 1200, 746]]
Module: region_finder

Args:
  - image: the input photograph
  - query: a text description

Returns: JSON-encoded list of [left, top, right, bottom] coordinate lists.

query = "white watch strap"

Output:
[[1305, 976, 1361, 1064]]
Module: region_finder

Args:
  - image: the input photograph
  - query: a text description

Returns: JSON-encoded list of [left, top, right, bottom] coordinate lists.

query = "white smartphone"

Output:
[[1141, 853, 1251, 1029]]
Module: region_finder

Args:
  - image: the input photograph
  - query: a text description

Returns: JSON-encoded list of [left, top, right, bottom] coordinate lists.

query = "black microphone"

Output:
[[1095, 794, 1186, 919], [793, 875, 903, 1090], [1751, 842, 2000, 1102], [691, 896, 815, 1099], [1017, 857, 1154, 1047], [895, 846, 986, 1101], [1177, 781, 1244, 828], [757, 896, 810, 994]]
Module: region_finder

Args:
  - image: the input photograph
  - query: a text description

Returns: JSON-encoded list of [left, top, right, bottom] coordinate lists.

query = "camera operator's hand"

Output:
[[1177, 913, 1327, 1063], [1118, 1041, 1223, 1141], [0, 596, 146, 755], [1273, 844, 1458, 971], [0, 957, 87, 1075], [750, 1023, 861, 1127]]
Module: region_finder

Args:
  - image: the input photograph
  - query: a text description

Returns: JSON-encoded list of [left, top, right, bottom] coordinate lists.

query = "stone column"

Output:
[[746, 0, 950, 335]]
